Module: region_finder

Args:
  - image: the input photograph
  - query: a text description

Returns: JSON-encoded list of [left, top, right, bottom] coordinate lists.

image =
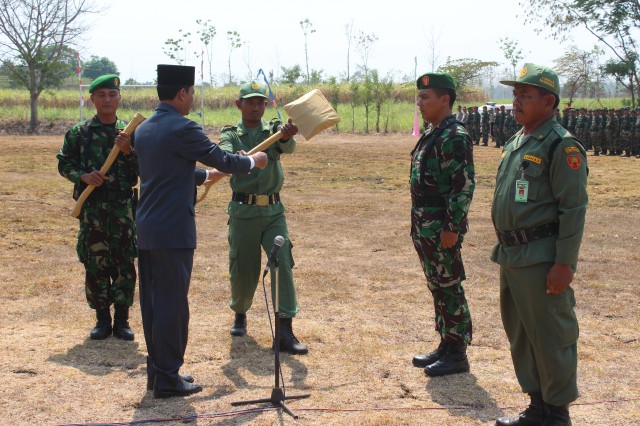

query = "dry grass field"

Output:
[[0, 132, 639, 426]]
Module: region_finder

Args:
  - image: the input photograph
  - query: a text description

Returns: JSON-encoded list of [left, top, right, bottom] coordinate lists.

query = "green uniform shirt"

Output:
[[491, 117, 588, 268], [219, 118, 296, 218]]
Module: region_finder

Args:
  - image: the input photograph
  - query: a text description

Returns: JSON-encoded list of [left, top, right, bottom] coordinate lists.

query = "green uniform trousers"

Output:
[[500, 262, 579, 406], [228, 212, 298, 318]]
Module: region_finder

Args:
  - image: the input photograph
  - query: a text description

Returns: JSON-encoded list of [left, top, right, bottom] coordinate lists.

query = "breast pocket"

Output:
[[523, 164, 547, 201]]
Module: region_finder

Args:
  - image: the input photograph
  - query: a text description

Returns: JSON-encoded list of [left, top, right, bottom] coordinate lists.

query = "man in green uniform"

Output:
[[493, 64, 588, 426], [481, 105, 490, 146], [410, 72, 475, 377], [57, 74, 138, 341], [217, 81, 307, 355]]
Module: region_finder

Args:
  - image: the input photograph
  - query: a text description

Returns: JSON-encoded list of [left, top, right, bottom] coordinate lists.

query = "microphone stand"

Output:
[[231, 257, 311, 419]]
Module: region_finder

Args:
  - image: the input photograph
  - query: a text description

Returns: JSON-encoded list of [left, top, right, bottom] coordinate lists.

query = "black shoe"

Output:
[[147, 374, 194, 391], [230, 313, 247, 337], [541, 405, 571, 426], [496, 392, 545, 425], [90, 308, 112, 340], [113, 305, 134, 341], [153, 379, 203, 399], [413, 340, 448, 368], [424, 343, 469, 376], [278, 317, 308, 355]]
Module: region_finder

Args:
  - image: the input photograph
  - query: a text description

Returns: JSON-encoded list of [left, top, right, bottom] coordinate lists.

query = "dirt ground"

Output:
[[0, 132, 639, 426]]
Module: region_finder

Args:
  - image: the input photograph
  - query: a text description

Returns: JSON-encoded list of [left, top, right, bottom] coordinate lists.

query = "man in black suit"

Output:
[[135, 64, 268, 398]]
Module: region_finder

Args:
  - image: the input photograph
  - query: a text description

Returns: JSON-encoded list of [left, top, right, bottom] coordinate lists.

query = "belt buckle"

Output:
[[254, 195, 269, 206]]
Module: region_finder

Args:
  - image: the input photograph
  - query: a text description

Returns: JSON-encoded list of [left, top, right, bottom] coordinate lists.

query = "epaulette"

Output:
[[221, 125, 236, 133]]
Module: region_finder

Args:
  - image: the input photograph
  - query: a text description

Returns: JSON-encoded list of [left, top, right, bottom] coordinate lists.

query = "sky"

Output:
[[82, 0, 600, 85]]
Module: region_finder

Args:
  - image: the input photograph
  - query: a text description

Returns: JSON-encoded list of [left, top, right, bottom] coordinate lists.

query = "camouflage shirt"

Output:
[[410, 114, 475, 234], [57, 115, 138, 194]]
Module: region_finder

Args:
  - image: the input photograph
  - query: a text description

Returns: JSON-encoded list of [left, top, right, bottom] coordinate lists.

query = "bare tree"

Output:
[[243, 41, 253, 82], [554, 45, 604, 105], [299, 18, 315, 84], [226, 30, 242, 85], [425, 27, 442, 72], [0, 0, 98, 132], [344, 20, 354, 83]]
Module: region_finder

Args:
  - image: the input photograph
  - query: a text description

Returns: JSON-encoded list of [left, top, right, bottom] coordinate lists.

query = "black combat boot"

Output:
[[424, 342, 469, 376], [278, 317, 308, 355], [90, 308, 112, 340], [113, 305, 134, 340], [541, 404, 571, 426], [230, 313, 247, 337], [496, 392, 546, 426], [413, 340, 448, 368]]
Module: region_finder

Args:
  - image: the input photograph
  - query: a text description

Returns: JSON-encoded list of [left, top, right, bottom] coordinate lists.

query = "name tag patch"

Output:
[[523, 154, 542, 164]]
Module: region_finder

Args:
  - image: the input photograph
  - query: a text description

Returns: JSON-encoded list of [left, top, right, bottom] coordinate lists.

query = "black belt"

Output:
[[90, 188, 133, 202], [495, 222, 559, 247], [411, 194, 447, 208], [232, 192, 281, 206]]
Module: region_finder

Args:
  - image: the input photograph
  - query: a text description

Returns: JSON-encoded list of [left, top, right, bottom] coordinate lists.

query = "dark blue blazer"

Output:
[[135, 103, 252, 250]]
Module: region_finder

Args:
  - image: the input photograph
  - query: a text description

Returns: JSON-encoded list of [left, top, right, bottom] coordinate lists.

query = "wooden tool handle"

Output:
[[196, 130, 283, 205], [69, 113, 146, 218]]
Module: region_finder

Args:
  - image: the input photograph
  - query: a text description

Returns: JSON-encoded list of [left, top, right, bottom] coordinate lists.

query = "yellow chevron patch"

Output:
[[523, 154, 542, 164]]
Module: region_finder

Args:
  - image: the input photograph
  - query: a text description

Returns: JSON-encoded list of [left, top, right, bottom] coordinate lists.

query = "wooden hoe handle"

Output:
[[196, 130, 283, 205], [69, 113, 146, 218]]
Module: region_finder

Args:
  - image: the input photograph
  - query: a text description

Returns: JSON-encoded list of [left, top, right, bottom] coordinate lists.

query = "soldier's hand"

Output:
[[251, 152, 268, 169], [114, 131, 133, 155], [80, 170, 107, 187], [280, 118, 298, 140], [546, 263, 574, 294], [439, 230, 458, 249]]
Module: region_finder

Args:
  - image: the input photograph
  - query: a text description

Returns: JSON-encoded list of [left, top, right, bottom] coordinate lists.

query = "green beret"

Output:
[[239, 81, 267, 99], [416, 72, 456, 92], [89, 74, 120, 93], [500, 63, 560, 97]]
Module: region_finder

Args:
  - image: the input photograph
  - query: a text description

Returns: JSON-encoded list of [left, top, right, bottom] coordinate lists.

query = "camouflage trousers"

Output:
[[482, 129, 489, 145], [411, 215, 472, 345], [77, 199, 137, 310]]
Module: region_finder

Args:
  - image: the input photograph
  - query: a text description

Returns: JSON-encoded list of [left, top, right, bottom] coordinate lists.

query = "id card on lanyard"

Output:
[[515, 161, 529, 203]]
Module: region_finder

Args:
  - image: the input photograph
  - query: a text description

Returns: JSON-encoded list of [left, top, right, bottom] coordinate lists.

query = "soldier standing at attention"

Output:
[[497, 105, 506, 148], [481, 105, 490, 146], [410, 72, 475, 377], [57, 75, 138, 341], [215, 82, 308, 355], [493, 63, 588, 426]]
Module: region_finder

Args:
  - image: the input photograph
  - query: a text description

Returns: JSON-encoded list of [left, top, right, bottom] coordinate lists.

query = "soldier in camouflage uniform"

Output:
[[410, 72, 475, 377], [633, 109, 640, 158], [606, 108, 618, 155], [583, 109, 593, 150], [497, 105, 506, 148], [57, 74, 138, 341], [598, 109, 608, 155], [620, 107, 631, 157], [481, 105, 490, 146], [591, 109, 602, 155]]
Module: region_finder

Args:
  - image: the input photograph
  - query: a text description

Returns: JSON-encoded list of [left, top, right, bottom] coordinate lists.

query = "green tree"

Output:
[[299, 18, 316, 84], [280, 65, 302, 85], [226, 30, 242, 85], [344, 20, 355, 83], [521, 0, 640, 106], [163, 29, 193, 65], [498, 37, 524, 79], [356, 31, 378, 79], [349, 80, 360, 133], [0, 0, 98, 132], [83, 56, 119, 80], [327, 76, 340, 131], [438, 58, 499, 97], [196, 19, 216, 86]]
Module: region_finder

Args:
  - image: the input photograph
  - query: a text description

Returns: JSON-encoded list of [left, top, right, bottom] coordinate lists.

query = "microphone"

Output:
[[263, 235, 285, 277]]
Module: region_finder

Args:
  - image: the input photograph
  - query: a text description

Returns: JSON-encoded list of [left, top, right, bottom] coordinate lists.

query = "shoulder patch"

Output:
[[564, 146, 581, 154], [523, 154, 542, 164], [221, 125, 236, 132], [567, 154, 582, 170]]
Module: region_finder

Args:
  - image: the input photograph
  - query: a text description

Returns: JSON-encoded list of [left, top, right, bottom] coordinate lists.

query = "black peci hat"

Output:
[[157, 64, 195, 86]]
